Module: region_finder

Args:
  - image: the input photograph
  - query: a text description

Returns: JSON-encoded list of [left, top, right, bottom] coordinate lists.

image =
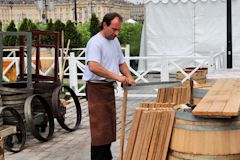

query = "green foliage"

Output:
[[42, 19, 55, 45], [89, 13, 100, 37], [37, 23, 47, 30], [76, 23, 91, 47], [4, 20, 17, 46], [54, 20, 65, 47], [19, 18, 37, 31], [118, 23, 143, 56], [64, 20, 81, 48]]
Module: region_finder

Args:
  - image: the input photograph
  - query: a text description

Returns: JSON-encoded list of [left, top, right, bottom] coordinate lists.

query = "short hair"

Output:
[[99, 12, 123, 30]]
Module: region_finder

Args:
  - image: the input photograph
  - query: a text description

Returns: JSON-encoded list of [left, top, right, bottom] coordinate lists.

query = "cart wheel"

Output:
[[1, 107, 26, 153], [52, 85, 81, 131], [24, 94, 54, 142]]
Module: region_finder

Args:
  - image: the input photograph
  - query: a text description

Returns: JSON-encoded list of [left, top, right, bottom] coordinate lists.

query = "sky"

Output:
[[127, 0, 144, 4]]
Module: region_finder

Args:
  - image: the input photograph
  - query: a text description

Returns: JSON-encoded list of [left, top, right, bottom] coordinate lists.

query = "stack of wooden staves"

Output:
[[124, 86, 192, 160], [156, 87, 189, 105], [124, 102, 175, 160], [193, 79, 240, 117]]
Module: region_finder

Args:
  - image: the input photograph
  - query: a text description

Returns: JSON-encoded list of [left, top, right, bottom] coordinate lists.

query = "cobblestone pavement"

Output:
[[5, 95, 155, 160]]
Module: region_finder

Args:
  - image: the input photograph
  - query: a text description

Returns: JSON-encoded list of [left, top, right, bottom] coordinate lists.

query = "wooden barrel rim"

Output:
[[176, 112, 240, 122], [193, 88, 208, 98], [0, 86, 33, 94], [175, 123, 240, 131], [169, 150, 240, 160], [1, 93, 32, 101]]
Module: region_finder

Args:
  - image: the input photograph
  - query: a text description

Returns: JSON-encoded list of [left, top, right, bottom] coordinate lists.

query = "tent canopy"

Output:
[[139, 0, 240, 72]]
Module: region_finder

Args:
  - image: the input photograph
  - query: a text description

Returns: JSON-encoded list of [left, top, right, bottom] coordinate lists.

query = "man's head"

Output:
[[100, 12, 123, 40]]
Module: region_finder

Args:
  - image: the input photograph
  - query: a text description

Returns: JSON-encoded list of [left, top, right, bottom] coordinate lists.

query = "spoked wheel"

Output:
[[24, 94, 54, 142], [1, 107, 26, 153], [52, 85, 81, 132]]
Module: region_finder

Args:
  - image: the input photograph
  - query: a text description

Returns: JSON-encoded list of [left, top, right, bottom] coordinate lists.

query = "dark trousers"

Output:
[[91, 144, 112, 160]]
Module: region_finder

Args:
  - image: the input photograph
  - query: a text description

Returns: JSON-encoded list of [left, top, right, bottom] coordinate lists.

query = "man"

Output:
[[82, 12, 135, 160]]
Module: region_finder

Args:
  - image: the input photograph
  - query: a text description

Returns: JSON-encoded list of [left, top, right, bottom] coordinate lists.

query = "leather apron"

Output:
[[86, 81, 116, 146]]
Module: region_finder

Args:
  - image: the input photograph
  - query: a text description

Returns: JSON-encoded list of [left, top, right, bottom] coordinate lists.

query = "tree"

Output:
[[54, 20, 65, 47], [0, 21, 2, 31], [18, 18, 37, 45], [42, 19, 55, 45], [19, 18, 37, 31], [76, 23, 91, 47], [89, 13, 100, 37], [19, 18, 29, 31], [64, 20, 81, 48], [118, 23, 143, 56], [118, 23, 143, 70], [28, 19, 37, 31], [4, 20, 17, 46]]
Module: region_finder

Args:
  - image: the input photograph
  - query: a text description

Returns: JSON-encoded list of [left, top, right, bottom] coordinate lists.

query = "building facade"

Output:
[[130, 3, 144, 22], [0, 0, 143, 26]]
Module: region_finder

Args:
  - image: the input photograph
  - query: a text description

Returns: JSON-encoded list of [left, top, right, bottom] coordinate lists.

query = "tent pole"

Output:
[[227, 0, 232, 68]]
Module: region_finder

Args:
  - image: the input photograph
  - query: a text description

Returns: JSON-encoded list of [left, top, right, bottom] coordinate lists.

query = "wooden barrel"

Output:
[[33, 81, 61, 115], [168, 112, 240, 159], [192, 87, 208, 105], [0, 137, 3, 160], [0, 83, 33, 119], [176, 67, 208, 86]]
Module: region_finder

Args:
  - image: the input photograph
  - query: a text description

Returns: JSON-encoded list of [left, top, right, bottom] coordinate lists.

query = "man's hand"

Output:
[[117, 75, 128, 86], [117, 76, 136, 86], [127, 77, 136, 86]]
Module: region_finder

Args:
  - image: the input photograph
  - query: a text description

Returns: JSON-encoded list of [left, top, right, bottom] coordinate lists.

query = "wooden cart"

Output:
[[0, 31, 82, 152]]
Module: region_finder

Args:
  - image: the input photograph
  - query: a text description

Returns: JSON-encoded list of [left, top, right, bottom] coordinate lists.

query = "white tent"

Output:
[[126, 18, 137, 23], [139, 0, 240, 76]]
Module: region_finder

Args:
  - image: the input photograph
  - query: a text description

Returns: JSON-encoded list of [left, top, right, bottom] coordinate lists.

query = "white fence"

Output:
[[2, 45, 227, 97]]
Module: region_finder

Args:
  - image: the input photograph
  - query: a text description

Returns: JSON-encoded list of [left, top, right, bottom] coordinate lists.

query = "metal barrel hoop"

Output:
[[0, 106, 26, 153], [52, 85, 81, 132], [24, 94, 54, 142]]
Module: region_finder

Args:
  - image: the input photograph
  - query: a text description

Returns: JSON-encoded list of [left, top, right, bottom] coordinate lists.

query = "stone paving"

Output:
[[5, 95, 156, 160]]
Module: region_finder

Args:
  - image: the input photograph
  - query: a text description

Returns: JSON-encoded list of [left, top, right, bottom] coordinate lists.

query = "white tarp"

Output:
[[139, 0, 240, 72], [126, 18, 137, 23]]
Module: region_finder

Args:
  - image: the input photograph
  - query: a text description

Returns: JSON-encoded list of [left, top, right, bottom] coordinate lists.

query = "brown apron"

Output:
[[86, 81, 116, 146]]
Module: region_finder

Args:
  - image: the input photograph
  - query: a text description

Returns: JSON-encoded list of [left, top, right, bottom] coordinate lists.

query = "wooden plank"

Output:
[[167, 88, 174, 103], [161, 110, 175, 160], [147, 111, 163, 160], [136, 112, 151, 160], [192, 96, 214, 116], [193, 79, 240, 117], [140, 112, 157, 160], [222, 95, 240, 116], [154, 111, 169, 160], [131, 111, 149, 160], [172, 87, 179, 104], [159, 88, 165, 103], [124, 109, 143, 160], [207, 95, 229, 116]]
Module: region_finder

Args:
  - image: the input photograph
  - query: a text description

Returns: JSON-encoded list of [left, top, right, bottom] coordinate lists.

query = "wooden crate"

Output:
[[176, 67, 208, 86]]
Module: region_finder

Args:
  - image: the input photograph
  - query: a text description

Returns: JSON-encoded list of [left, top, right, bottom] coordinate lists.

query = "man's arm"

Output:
[[119, 62, 136, 86], [88, 61, 128, 84]]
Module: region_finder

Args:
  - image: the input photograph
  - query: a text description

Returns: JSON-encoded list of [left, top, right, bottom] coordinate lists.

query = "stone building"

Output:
[[0, 0, 143, 26]]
